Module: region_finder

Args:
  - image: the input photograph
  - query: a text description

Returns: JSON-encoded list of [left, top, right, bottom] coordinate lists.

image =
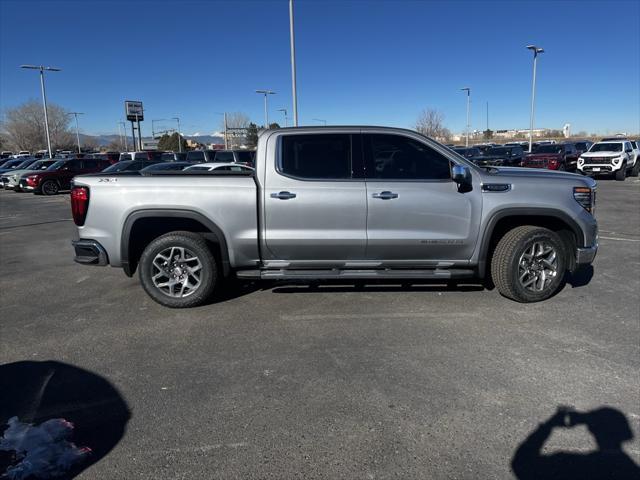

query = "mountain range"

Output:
[[79, 133, 224, 147]]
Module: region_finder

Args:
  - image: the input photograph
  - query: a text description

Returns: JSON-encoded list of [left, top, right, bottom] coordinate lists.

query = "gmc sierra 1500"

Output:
[[71, 127, 598, 307]]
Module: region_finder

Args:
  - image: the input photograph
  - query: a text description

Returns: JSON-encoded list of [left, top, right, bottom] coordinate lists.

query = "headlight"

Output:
[[574, 187, 594, 214], [578, 157, 584, 164], [612, 156, 622, 164]]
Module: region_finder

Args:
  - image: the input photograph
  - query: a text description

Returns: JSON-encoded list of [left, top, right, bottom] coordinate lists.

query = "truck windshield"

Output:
[[589, 143, 622, 152]]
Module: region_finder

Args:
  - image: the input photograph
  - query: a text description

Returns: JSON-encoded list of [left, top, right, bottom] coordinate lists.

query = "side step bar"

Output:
[[236, 268, 475, 280]]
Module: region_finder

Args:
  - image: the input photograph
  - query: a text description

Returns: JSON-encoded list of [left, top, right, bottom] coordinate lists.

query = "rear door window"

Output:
[[187, 151, 205, 162], [213, 151, 234, 163], [364, 134, 451, 180], [280, 134, 352, 179]]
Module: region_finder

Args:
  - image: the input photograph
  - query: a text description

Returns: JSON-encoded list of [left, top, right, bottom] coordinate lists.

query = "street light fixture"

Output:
[[172, 117, 182, 153], [67, 112, 84, 153], [526, 45, 544, 153], [460, 87, 471, 147], [20, 64, 61, 157], [256, 89, 276, 127], [312, 118, 327, 126], [278, 108, 288, 127]]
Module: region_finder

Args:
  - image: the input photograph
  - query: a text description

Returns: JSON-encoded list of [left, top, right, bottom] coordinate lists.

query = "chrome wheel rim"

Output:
[[43, 182, 57, 194], [151, 247, 203, 298], [518, 241, 558, 292]]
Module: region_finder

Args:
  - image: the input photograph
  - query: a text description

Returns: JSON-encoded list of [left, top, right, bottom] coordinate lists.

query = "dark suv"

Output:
[[474, 146, 524, 167], [522, 143, 579, 171], [21, 158, 112, 195], [573, 140, 594, 157]]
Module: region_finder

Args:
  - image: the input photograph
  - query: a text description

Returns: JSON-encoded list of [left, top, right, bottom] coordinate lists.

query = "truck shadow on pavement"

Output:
[[0, 360, 130, 479], [511, 406, 640, 480]]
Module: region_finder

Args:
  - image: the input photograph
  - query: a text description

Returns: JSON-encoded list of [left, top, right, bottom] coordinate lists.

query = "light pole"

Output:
[[67, 112, 84, 153], [256, 89, 276, 127], [21, 65, 61, 157], [172, 117, 183, 153], [118, 121, 127, 151], [460, 87, 471, 147], [152, 119, 166, 138], [278, 108, 288, 127], [289, 0, 299, 126], [312, 118, 327, 126], [526, 45, 544, 153]]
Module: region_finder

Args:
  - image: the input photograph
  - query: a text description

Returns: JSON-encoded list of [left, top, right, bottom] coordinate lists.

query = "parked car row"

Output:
[[0, 149, 257, 195], [450, 138, 639, 179]]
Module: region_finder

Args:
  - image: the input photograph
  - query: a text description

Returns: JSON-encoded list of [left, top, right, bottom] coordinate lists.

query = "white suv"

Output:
[[578, 140, 639, 181]]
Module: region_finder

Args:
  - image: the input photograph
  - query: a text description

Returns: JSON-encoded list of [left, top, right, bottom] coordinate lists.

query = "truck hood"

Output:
[[580, 151, 621, 158], [480, 166, 595, 186]]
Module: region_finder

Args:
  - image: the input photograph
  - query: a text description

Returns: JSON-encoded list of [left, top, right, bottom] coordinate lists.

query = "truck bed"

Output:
[[72, 172, 259, 268]]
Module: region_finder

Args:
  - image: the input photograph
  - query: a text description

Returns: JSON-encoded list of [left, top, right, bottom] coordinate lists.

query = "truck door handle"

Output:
[[271, 191, 297, 200], [372, 191, 398, 200]]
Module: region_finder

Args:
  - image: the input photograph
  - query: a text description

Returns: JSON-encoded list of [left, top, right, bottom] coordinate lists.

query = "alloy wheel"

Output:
[[151, 246, 203, 298], [518, 241, 558, 292]]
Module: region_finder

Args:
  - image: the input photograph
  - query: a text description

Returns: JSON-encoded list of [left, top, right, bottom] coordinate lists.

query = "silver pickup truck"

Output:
[[71, 127, 598, 307]]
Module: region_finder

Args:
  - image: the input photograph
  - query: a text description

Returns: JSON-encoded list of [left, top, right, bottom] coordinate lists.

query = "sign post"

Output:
[[125, 101, 144, 151]]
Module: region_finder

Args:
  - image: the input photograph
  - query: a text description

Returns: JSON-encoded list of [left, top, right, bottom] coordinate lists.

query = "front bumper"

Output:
[[72, 239, 109, 266], [576, 243, 598, 266]]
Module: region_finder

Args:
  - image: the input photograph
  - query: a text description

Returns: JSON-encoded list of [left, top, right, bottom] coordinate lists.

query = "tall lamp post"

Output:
[[67, 112, 84, 153], [172, 117, 182, 153], [526, 45, 544, 153], [256, 89, 276, 127], [460, 87, 471, 147], [118, 121, 128, 151], [278, 108, 288, 127], [289, 0, 299, 126], [20, 65, 61, 157]]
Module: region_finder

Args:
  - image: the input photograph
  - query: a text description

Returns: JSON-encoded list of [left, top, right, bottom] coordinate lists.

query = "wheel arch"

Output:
[[121, 209, 230, 277], [477, 208, 583, 278]]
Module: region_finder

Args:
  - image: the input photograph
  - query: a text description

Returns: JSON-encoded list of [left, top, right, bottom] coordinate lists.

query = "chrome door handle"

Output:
[[372, 191, 398, 200], [271, 191, 297, 200]]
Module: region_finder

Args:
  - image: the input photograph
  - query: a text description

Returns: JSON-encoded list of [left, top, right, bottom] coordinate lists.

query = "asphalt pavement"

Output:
[[1, 177, 638, 479]]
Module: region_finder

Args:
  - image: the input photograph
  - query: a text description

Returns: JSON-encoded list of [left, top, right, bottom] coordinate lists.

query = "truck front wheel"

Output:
[[490, 226, 567, 302], [615, 163, 626, 181], [138, 231, 217, 308]]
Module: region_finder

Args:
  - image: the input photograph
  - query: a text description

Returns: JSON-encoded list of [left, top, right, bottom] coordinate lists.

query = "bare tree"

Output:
[[415, 109, 451, 141], [1, 100, 74, 152]]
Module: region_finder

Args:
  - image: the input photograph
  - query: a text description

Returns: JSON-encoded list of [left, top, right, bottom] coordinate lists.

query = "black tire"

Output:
[[631, 160, 640, 177], [615, 163, 626, 181], [138, 231, 218, 308], [490, 226, 567, 303], [41, 180, 60, 195]]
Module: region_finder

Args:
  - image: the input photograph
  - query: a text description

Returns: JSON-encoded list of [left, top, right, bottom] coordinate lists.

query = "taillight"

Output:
[[71, 186, 90, 226]]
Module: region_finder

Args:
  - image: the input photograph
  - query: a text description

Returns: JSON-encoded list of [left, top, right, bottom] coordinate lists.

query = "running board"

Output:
[[236, 268, 475, 280]]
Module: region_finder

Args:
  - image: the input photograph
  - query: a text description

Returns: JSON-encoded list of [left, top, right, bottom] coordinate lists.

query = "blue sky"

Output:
[[1, 0, 639, 137]]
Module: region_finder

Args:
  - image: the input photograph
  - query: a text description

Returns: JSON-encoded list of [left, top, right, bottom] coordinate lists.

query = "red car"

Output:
[[20, 158, 111, 195], [522, 143, 579, 171]]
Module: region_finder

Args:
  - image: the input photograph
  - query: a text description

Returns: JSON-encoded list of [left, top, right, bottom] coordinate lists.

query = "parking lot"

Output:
[[0, 177, 639, 478]]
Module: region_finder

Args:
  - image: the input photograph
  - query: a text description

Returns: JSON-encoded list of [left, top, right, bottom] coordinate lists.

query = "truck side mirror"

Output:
[[452, 165, 472, 192]]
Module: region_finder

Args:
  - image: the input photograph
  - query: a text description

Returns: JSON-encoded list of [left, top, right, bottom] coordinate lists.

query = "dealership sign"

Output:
[[125, 100, 144, 121]]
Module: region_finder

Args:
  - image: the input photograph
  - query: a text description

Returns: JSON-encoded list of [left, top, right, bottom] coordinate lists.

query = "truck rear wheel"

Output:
[[138, 231, 217, 308], [490, 226, 566, 303]]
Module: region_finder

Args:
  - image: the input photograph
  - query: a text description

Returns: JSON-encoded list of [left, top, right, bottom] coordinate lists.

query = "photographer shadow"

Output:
[[512, 406, 639, 480], [1, 360, 130, 479]]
